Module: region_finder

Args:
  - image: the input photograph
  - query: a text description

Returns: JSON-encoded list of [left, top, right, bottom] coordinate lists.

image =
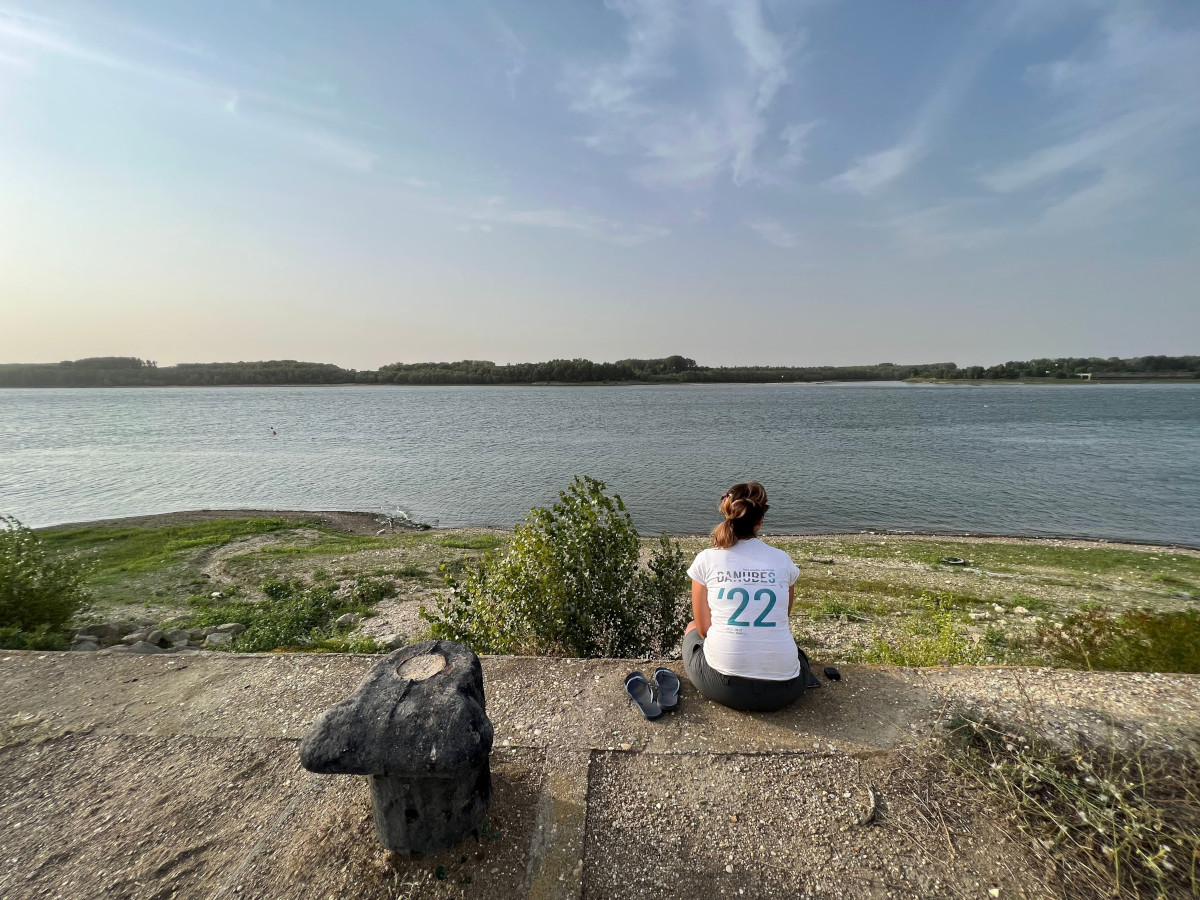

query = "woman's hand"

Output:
[[691, 580, 711, 638]]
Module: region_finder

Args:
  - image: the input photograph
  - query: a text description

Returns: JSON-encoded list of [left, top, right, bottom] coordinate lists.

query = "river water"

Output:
[[1, 383, 1197, 544]]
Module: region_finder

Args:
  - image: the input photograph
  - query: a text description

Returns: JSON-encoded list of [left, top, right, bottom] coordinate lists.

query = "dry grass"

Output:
[[945, 713, 1200, 898]]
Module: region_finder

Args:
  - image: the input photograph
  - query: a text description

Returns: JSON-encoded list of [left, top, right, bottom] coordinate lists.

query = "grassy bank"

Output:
[[34, 513, 1200, 671]]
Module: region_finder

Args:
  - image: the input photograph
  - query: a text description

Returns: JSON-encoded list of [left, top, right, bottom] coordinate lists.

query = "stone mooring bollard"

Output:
[[299, 640, 494, 856]]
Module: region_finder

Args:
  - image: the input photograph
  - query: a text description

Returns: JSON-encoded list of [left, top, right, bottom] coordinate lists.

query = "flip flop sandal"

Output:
[[652, 667, 681, 711], [624, 672, 663, 720]]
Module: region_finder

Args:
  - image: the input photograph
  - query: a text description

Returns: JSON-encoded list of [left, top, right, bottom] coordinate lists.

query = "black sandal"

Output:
[[624, 672, 663, 720], [652, 667, 680, 711]]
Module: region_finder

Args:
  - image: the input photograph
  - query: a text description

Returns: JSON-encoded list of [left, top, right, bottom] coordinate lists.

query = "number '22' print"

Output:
[[716, 587, 777, 627]]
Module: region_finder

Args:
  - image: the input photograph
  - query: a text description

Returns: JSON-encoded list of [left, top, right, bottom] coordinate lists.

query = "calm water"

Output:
[[1, 383, 1197, 545]]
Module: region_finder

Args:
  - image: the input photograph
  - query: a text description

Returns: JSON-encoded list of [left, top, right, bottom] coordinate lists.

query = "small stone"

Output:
[[122, 631, 149, 645], [71, 638, 100, 652], [381, 634, 407, 650], [988, 889, 1000, 898], [1012, 606, 1029, 616], [725, 864, 734, 874], [619, 743, 631, 751], [335, 613, 360, 628], [211, 591, 223, 599], [204, 632, 233, 648], [215, 623, 246, 636]]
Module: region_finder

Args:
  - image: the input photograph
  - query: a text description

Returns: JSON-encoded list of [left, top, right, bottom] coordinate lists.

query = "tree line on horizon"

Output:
[[0, 354, 1197, 387]]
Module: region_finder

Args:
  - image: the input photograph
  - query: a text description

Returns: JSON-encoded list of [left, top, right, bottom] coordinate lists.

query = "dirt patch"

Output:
[[584, 748, 1055, 900]]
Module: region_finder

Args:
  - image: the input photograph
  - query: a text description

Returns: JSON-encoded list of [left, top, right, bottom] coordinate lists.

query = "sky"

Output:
[[1, 0, 1198, 369]]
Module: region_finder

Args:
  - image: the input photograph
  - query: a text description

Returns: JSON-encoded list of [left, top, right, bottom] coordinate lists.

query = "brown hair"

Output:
[[710, 481, 769, 549]]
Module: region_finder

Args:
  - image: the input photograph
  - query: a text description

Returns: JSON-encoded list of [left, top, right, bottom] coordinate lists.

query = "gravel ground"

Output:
[[1, 652, 1197, 899]]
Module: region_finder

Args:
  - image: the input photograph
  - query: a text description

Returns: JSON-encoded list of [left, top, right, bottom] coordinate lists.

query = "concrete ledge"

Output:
[[1, 651, 1197, 899]]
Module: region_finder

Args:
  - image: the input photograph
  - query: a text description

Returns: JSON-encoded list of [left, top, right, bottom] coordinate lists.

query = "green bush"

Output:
[[423, 476, 690, 657], [0, 514, 90, 644]]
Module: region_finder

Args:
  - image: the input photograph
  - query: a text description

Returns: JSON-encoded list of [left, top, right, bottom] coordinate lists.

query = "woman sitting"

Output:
[[683, 481, 814, 712]]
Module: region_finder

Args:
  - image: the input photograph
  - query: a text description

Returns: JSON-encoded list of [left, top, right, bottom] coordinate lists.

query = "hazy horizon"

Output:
[[2, 0, 1198, 370]]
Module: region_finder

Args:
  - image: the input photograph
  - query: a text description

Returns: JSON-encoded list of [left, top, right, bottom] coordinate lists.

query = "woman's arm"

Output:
[[788, 584, 795, 617], [691, 580, 711, 638]]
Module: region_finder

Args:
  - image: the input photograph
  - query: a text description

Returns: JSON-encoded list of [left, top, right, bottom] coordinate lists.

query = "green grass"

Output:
[[795, 572, 984, 608], [861, 597, 985, 666], [787, 538, 1200, 583], [1037, 609, 1200, 674], [435, 534, 507, 551], [42, 517, 301, 579], [230, 532, 401, 561]]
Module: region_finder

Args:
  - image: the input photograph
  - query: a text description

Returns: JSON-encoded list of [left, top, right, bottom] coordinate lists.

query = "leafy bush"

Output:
[[0, 514, 90, 646], [423, 476, 690, 657], [1037, 608, 1200, 674]]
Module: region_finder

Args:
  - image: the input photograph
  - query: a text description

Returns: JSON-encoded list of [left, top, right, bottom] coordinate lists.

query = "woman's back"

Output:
[[687, 537, 800, 680]]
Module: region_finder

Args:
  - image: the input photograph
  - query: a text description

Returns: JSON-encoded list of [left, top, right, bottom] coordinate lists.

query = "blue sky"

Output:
[[1, 0, 1197, 367]]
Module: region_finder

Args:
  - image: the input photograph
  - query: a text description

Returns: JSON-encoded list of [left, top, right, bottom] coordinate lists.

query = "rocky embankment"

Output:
[[71, 617, 247, 654]]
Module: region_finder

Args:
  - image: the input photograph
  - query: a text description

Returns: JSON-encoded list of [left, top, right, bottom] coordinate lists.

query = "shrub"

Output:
[[0, 514, 90, 643], [423, 476, 690, 657], [1037, 608, 1200, 674]]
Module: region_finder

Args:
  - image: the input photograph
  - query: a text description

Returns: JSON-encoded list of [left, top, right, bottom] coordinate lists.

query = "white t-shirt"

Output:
[[686, 538, 801, 680]]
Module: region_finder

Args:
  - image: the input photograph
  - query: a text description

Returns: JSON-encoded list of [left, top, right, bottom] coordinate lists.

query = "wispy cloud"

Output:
[[828, 6, 1008, 195], [747, 220, 800, 248], [984, 2, 1200, 232], [562, 0, 802, 189], [463, 196, 669, 246], [489, 10, 527, 98], [0, 8, 377, 172]]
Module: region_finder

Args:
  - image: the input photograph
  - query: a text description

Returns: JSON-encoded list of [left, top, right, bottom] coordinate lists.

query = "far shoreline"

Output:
[[4, 378, 1199, 389], [36, 507, 1200, 553]]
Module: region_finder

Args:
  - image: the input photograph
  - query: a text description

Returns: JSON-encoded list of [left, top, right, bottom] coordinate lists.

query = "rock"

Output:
[[335, 613, 361, 628], [300, 640, 493, 856], [71, 637, 100, 652], [204, 632, 233, 648], [145, 630, 165, 647], [188, 627, 206, 640], [381, 633, 407, 651], [122, 631, 150, 645], [211, 591, 223, 599], [118, 641, 167, 654], [162, 628, 190, 644], [75, 621, 140, 647], [1012, 606, 1029, 617], [215, 623, 246, 636], [968, 612, 990, 621]]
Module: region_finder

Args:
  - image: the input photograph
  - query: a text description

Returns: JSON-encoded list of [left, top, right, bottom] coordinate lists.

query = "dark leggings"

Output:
[[682, 629, 812, 712]]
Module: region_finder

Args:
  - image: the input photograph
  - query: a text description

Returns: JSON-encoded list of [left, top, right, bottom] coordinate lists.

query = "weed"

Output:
[[945, 713, 1200, 899], [186, 574, 388, 653], [1037, 609, 1200, 674], [862, 595, 984, 666], [351, 576, 397, 605]]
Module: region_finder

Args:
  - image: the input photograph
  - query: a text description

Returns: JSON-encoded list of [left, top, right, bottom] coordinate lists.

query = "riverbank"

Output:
[[35, 510, 1200, 673]]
